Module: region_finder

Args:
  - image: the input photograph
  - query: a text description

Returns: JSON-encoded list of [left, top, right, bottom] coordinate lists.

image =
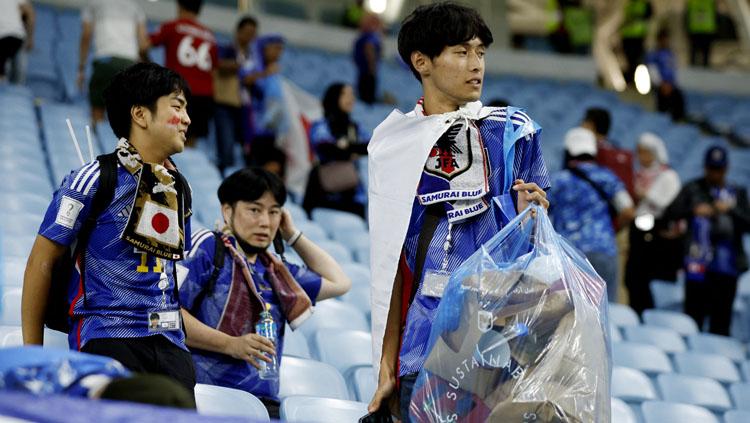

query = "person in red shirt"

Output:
[[148, 0, 216, 147]]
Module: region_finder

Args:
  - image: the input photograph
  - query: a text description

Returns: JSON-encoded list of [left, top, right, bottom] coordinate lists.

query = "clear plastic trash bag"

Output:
[[409, 204, 611, 423]]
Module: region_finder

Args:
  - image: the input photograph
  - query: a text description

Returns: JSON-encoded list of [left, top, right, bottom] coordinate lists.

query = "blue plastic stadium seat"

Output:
[[339, 284, 370, 315], [1, 258, 26, 288], [348, 365, 375, 403], [194, 383, 270, 421], [641, 401, 719, 423], [314, 240, 353, 264], [286, 202, 308, 223], [623, 325, 686, 354], [650, 280, 684, 310], [729, 382, 750, 410], [280, 396, 368, 422], [311, 329, 371, 375], [297, 301, 368, 341], [725, 410, 750, 423], [642, 309, 699, 337], [294, 220, 329, 244], [340, 263, 370, 287], [0, 325, 22, 347], [612, 366, 659, 403], [611, 397, 638, 423], [687, 333, 747, 363], [742, 360, 750, 381], [610, 322, 623, 343], [656, 373, 732, 412], [311, 208, 367, 235], [673, 352, 741, 385], [278, 357, 349, 400], [283, 325, 311, 359], [613, 342, 673, 376], [43, 328, 69, 350], [1, 289, 22, 326], [610, 303, 640, 328]]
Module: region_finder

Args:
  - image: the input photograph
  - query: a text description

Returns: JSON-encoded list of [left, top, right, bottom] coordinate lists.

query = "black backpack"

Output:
[[44, 152, 192, 333]]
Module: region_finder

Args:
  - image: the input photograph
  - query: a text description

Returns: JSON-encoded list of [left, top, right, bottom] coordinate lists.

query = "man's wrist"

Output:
[[286, 229, 303, 247]]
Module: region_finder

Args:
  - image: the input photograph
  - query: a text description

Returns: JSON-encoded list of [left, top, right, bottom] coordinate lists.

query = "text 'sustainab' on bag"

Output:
[[408, 205, 612, 423]]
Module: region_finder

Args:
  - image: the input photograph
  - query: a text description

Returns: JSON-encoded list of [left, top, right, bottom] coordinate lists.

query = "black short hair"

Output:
[[178, 0, 203, 14], [237, 15, 258, 31], [150, 312, 159, 320], [218, 167, 287, 207], [103, 63, 190, 140], [397, 2, 493, 81], [583, 107, 611, 136]]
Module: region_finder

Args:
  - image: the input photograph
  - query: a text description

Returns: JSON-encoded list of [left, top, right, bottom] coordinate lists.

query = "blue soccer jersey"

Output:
[[38, 160, 191, 350], [548, 162, 627, 256], [179, 229, 322, 401], [398, 109, 550, 377]]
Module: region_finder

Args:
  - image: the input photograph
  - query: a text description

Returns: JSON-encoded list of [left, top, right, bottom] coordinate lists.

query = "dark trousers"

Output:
[[685, 272, 738, 336], [399, 373, 418, 423], [214, 103, 242, 175], [0, 36, 23, 77], [625, 225, 683, 315], [358, 72, 377, 104], [622, 37, 646, 83], [689, 33, 714, 67], [656, 85, 685, 121], [82, 335, 196, 393]]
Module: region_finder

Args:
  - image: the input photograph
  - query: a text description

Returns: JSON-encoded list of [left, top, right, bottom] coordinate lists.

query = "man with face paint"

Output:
[[22, 63, 196, 392], [367, 3, 550, 421], [178, 167, 351, 419]]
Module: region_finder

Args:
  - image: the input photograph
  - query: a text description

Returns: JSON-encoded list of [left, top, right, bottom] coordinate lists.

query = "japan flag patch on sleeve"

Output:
[[56, 195, 84, 229], [135, 200, 180, 247]]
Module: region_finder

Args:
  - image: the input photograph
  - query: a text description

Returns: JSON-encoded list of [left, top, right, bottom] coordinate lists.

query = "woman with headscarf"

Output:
[[625, 132, 682, 314], [302, 82, 369, 217]]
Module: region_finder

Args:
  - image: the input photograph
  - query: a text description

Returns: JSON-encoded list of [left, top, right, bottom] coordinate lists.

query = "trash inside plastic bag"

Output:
[[409, 204, 611, 422]]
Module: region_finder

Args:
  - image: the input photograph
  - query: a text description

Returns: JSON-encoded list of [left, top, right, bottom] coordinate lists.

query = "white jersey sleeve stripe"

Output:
[[71, 161, 99, 191]]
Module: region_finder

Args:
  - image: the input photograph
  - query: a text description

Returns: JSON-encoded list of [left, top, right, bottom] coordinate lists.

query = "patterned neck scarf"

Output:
[[217, 233, 313, 334], [414, 99, 490, 223], [118, 138, 188, 260]]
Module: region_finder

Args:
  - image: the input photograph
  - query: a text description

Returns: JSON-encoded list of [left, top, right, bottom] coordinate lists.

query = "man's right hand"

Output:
[[226, 333, 275, 369], [368, 373, 397, 414]]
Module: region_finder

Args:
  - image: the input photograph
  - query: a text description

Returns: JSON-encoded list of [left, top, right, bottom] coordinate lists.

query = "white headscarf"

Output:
[[638, 132, 669, 165]]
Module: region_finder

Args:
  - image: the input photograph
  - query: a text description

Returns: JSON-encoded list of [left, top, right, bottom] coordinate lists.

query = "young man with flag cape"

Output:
[[366, 3, 550, 420]]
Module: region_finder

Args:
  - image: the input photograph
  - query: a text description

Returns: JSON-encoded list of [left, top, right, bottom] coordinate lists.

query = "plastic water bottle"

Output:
[[255, 304, 278, 380]]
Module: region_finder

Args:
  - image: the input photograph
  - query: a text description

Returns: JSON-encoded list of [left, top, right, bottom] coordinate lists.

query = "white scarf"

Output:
[[368, 101, 500, 376]]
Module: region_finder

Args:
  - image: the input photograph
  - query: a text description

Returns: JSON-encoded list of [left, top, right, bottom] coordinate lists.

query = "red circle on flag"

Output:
[[151, 212, 170, 234]]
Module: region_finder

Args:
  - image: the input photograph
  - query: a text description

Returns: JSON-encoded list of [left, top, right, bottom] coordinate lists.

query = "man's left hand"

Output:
[[279, 208, 298, 241], [513, 179, 549, 213]]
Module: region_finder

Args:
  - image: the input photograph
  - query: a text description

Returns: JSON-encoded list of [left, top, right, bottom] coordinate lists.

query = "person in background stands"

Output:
[[0, 0, 33, 83], [303, 82, 369, 218], [148, 0, 217, 147], [213, 15, 257, 176], [78, 0, 147, 125], [549, 127, 635, 303], [625, 132, 682, 315], [664, 146, 750, 335], [352, 13, 383, 104]]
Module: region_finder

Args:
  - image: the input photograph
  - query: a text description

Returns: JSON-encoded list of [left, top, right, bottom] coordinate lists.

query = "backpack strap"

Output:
[[407, 204, 443, 308], [567, 166, 618, 220], [76, 152, 118, 307], [190, 231, 227, 313]]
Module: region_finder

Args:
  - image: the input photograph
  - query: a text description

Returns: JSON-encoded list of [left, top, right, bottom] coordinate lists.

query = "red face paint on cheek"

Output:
[[167, 115, 181, 126]]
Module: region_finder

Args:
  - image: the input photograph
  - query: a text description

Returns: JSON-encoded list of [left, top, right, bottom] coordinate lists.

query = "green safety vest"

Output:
[[687, 0, 717, 34], [622, 0, 649, 39], [564, 6, 593, 46], [546, 0, 561, 33]]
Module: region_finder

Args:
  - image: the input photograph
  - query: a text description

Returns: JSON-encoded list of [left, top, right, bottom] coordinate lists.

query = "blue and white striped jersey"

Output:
[[38, 160, 191, 351], [398, 108, 550, 377]]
